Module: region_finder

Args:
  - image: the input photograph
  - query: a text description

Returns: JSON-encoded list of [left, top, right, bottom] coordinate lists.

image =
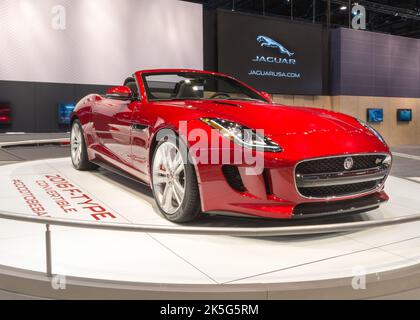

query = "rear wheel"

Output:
[[71, 120, 98, 171], [151, 134, 201, 223]]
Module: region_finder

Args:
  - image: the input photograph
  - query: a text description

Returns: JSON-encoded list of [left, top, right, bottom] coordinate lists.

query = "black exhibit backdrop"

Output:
[[217, 10, 324, 95]]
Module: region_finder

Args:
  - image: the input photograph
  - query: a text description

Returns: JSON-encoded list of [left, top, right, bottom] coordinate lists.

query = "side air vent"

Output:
[[263, 169, 272, 195], [222, 165, 246, 192]]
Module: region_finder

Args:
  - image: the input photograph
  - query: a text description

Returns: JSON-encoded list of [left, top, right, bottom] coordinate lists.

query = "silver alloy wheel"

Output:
[[71, 123, 82, 167], [152, 141, 186, 215]]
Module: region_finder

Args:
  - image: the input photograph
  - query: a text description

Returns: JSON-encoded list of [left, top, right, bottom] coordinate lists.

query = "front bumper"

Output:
[[195, 153, 391, 220], [292, 192, 389, 219]]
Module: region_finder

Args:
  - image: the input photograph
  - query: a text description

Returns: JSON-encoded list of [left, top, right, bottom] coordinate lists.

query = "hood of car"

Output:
[[155, 99, 363, 137]]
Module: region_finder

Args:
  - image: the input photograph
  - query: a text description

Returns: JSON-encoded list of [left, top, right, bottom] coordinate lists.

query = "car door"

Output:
[[92, 97, 135, 167], [130, 101, 154, 180]]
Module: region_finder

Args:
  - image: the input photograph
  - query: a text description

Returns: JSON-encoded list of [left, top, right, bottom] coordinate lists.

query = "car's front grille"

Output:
[[298, 181, 380, 198], [296, 155, 387, 175], [295, 154, 390, 199]]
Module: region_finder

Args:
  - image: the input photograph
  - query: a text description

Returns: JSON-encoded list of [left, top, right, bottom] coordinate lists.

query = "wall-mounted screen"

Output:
[[217, 10, 324, 95], [367, 109, 384, 123], [0, 103, 11, 124], [397, 109, 412, 122], [58, 103, 76, 125]]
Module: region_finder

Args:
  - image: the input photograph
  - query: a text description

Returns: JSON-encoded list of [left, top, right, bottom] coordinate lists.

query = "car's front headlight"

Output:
[[357, 119, 387, 145], [200, 118, 282, 152]]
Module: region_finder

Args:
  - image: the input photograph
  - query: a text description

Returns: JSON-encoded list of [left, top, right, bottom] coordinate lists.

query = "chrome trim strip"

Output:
[[296, 170, 388, 188], [293, 153, 391, 200], [297, 167, 384, 179]]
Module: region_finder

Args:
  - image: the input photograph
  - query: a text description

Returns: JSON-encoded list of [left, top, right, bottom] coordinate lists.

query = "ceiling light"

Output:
[[340, 6, 347, 11]]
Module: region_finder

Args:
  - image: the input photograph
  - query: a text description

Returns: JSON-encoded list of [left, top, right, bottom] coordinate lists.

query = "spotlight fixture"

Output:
[[340, 6, 347, 11]]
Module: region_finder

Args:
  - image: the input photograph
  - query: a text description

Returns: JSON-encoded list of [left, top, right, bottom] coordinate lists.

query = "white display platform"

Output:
[[0, 158, 420, 289]]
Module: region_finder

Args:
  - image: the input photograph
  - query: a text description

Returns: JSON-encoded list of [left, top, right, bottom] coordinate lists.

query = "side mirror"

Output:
[[106, 86, 133, 100], [260, 91, 273, 104]]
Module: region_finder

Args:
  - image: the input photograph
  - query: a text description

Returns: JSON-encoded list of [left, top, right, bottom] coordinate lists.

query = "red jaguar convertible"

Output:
[[71, 69, 392, 222]]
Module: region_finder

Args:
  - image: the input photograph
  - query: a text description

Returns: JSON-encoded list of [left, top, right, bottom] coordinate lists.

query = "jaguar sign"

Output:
[[250, 35, 299, 78], [253, 36, 297, 65], [257, 36, 295, 56], [217, 11, 324, 94]]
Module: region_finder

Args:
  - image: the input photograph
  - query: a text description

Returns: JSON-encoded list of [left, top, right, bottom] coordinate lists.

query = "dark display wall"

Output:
[[331, 28, 420, 98], [0, 81, 109, 133], [217, 10, 325, 95]]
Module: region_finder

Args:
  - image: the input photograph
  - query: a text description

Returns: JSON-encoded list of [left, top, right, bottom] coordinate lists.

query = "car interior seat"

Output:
[[174, 81, 200, 99]]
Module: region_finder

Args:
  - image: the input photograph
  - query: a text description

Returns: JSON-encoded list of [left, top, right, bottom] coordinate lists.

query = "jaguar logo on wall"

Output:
[[257, 35, 295, 57], [252, 35, 297, 66]]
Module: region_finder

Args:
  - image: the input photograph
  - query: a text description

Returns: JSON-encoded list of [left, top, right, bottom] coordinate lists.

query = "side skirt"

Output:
[[91, 158, 151, 188]]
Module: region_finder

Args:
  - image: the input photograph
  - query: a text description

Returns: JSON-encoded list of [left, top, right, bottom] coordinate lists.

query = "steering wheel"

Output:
[[209, 92, 231, 99]]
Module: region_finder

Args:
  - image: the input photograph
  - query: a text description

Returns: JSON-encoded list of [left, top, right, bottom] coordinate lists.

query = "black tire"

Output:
[[71, 120, 99, 171], [151, 133, 202, 223]]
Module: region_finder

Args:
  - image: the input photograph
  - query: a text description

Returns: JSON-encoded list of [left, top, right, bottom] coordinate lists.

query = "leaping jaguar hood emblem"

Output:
[[257, 35, 295, 57]]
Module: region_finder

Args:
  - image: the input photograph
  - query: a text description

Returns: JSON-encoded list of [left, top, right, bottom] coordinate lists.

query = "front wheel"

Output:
[[151, 135, 201, 223]]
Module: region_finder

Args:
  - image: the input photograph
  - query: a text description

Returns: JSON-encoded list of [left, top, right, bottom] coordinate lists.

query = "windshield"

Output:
[[142, 72, 266, 102]]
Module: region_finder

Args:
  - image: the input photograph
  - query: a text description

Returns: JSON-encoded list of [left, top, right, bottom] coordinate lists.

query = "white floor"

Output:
[[0, 158, 420, 285]]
